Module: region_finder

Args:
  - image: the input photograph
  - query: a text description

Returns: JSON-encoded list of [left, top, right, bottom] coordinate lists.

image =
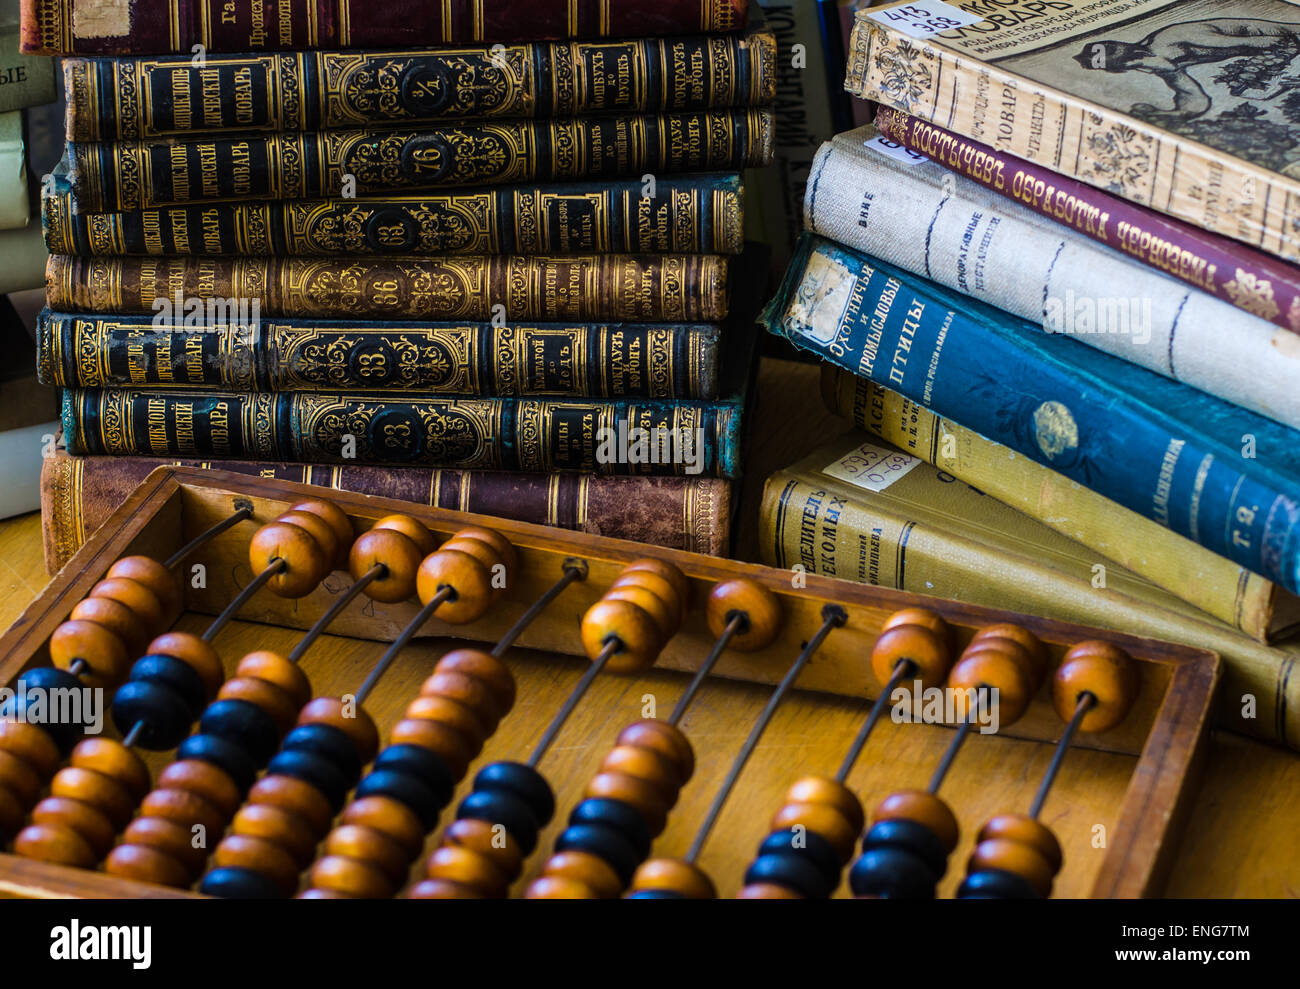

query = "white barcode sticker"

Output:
[[867, 2, 983, 40], [824, 441, 922, 493], [864, 135, 930, 165]]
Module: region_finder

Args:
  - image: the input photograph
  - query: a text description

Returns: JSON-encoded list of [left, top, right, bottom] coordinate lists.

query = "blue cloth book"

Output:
[[762, 234, 1300, 596]]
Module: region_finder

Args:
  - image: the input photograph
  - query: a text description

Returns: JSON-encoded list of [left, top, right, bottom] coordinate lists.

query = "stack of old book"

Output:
[[24, 0, 776, 569], [760, 0, 1300, 753]]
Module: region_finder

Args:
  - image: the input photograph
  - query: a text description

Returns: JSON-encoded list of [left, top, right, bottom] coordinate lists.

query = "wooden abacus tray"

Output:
[[0, 468, 1219, 899]]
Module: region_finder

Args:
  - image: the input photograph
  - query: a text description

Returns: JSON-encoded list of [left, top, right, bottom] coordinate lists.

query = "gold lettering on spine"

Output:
[[171, 69, 193, 129]]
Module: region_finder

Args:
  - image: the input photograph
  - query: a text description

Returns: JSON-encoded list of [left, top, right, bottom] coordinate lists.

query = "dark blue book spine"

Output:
[[763, 234, 1300, 594]]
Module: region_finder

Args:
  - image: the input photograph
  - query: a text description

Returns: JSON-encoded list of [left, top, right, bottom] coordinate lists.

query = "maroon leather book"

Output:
[[22, 0, 750, 55], [41, 450, 732, 574]]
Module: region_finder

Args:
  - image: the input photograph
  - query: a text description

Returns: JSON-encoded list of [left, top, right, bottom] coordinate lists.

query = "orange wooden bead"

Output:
[[89, 577, 165, 635], [31, 796, 117, 856], [706, 578, 782, 651], [969, 838, 1056, 897], [122, 815, 210, 873], [157, 760, 242, 817], [249, 520, 327, 598], [630, 858, 717, 899], [540, 850, 623, 899], [425, 845, 508, 898], [0, 720, 60, 777], [882, 607, 949, 639], [49, 767, 135, 827], [599, 744, 683, 806], [402, 695, 488, 753], [873, 790, 959, 853], [419, 669, 505, 729], [373, 514, 436, 556], [405, 879, 481, 899], [769, 801, 859, 863], [972, 624, 1049, 691], [0, 749, 41, 803], [978, 814, 1063, 874], [309, 854, 396, 898], [107, 556, 182, 622], [605, 582, 678, 643], [140, 788, 226, 838], [277, 510, 342, 573], [349, 528, 423, 604], [325, 824, 412, 884], [622, 559, 690, 622], [291, 500, 355, 568], [417, 548, 494, 625], [48, 619, 130, 689], [524, 876, 602, 899], [341, 799, 425, 860], [871, 623, 951, 692], [737, 883, 803, 899], [146, 632, 224, 699], [948, 644, 1033, 725], [247, 775, 335, 834], [214, 834, 303, 894], [1053, 641, 1137, 732], [612, 569, 682, 623], [783, 776, 865, 837], [0, 784, 24, 837], [437, 536, 504, 576], [13, 822, 97, 867], [389, 717, 473, 780], [584, 771, 669, 835], [235, 651, 312, 709], [434, 649, 516, 714], [616, 720, 695, 782], [70, 596, 147, 654], [447, 526, 518, 580], [230, 803, 318, 866], [297, 696, 380, 764], [104, 843, 191, 887], [218, 676, 300, 734], [580, 598, 661, 674], [70, 738, 150, 799], [441, 818, 524, 882]]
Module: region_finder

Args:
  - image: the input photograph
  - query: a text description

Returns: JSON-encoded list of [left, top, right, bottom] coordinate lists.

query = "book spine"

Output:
[[760, 469, 1300, 751], [23, 0, 751, 55], [41, 451, 731, 573], [821, 367, 1278, 642], [44, 254, 731, 322], [41, 173, 747, 257], [846, 16, 1300, 263], [804, 128, 1300, 432], [66, 110, 776, 212], [763, 235, 1300, 595], [38, 310, 722, 400], [62, 388, 742, 478], [874, 108, 1300, 339], [64, 32, 777, 140]]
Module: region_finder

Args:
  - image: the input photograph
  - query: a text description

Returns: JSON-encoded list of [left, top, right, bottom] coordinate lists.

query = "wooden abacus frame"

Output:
[[0, 467, 1220, 899]]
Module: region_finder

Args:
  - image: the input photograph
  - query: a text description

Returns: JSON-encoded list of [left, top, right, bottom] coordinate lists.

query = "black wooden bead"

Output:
[[372, 744, 453, 808], [472, 761, 555, 826], [554, 823, 640, 886], [567, 798, 652, 858], [957, 868, 1042, 900], [283, 724, 364, 783], [848, 847, 939, 899], [457, 788, 540, 855], [267, 749, 350, 811], [177, 732, 259, 792], [355, 769, 441, 830], [199, 700, 281, 765], [199, 867, 287, 899], [626, 890, 687, 899], [110, 680, 194, 750], [862, 818, 949, 877], [756, 828, 842, 885], [2, 667, 85, 753], [128, 654, 207, 719], [744, 851, 836, 899]]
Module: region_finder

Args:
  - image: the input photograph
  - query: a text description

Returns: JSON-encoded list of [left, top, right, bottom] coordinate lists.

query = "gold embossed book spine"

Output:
[[65, 109, 776, 212]]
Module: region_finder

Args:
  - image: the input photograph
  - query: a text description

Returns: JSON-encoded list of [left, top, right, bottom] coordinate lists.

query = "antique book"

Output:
[[37, 310, 724, 400], [40, 449, 733, 573], [44, 253, 731, 322], [65, 109, 775, 212], [761, 433, 1300, 751], [0, 0, 55, 112], [0, 109, 27, 229], [41, 170, 747, 257], [875, 107, 1300, 338], [0, 308, 59, 519], [821, 367, 1297, 643], [22, 0, 751, 55], [804, 126, 1300, 430], [763, 234, 1300, 597], [846, 0, 1300, 263], [63, 25, 777, 140]]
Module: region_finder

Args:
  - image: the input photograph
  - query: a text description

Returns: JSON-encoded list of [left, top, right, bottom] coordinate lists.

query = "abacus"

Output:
[[0, 468, 1219, 898]]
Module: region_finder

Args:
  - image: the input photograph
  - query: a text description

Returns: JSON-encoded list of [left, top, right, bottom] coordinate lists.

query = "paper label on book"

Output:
[[824, 441, 922, 493], [863, 135, 930, 166], [866, 2, 984, 40]]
